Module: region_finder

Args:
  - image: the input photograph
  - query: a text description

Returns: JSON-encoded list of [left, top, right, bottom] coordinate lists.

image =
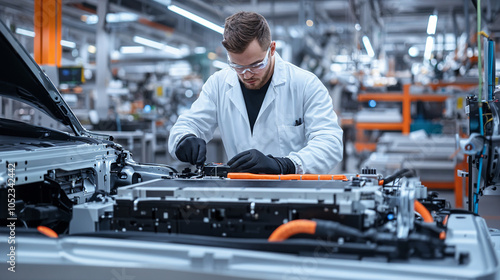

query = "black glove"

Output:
[[175, 134, 206, 166], [228, 149, 296, 174]]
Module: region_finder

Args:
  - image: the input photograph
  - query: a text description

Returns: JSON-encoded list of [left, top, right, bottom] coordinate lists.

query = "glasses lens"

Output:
[[229, 47, 270, 74]]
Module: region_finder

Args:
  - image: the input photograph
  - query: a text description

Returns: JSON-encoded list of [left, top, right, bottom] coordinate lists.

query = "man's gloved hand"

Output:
[[228, 149, 295, 174], [175, 134, 206, 166]]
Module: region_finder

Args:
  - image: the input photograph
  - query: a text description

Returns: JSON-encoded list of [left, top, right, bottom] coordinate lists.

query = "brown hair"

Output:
[[222, 11, 271, 53]]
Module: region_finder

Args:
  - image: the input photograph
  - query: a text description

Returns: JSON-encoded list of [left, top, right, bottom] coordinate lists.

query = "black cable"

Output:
[[383, 168, 415, 185], [468, 155, 474, 212], [470, 0, 477, 11]]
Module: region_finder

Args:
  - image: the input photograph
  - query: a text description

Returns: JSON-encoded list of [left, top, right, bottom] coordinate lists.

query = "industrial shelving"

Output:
[[355, 82, 477, 208]]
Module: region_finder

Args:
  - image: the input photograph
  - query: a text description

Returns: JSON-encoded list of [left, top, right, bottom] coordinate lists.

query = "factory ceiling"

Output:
[[0, 0, 499, 65]]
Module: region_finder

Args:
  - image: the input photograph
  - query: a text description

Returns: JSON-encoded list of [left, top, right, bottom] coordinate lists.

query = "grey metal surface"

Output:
[[0, 143, 118, 193], [116, 177, 385, 217], [1, 213, 498, 280], [69, 201, 114, 234], [363, 132, 459, 182]]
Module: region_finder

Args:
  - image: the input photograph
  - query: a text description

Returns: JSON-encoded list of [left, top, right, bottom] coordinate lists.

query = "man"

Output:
[[168, 11, 342, 174]]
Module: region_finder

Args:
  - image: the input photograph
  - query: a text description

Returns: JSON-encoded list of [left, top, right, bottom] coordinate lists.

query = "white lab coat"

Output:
[[168, 53, 343, 174]]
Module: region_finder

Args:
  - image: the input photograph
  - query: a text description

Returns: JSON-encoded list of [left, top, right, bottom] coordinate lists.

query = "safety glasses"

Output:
[[228, 47, 270, 75]]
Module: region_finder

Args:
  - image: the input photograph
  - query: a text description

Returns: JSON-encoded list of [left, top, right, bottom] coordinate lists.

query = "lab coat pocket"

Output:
[[278, 123, 306, 153]]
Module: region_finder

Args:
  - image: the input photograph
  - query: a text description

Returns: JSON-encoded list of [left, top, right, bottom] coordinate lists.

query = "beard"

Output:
[[239, 60, 274, 90]]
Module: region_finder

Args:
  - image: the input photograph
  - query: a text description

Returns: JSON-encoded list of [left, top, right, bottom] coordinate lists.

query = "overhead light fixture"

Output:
[[194, 47, 206, 54], [133, 36, 185, 57], [427, 15, 438, 35], [120, 46, 145, 54], [362, 36, 375, 57], [153, 0, 171, 5], [82, 14, 99, 25], [61, 40, 76, 48], [306, 20, 314, 27], [15, 28, 35, 37], [81, 13, 138, 25], [87, 45, 97, 54], [133, 36, 164, 50], [107, 12, 139, 23], [423, 36, 434, 60], [408, 46, 419, 57], [167, 5, 224, 34], [163, 45, 183, 56]]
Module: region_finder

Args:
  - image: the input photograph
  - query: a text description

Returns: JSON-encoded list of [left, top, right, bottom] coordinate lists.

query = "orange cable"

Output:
[[37, 226, 58, 238], [268, 219, 317, 242], [439, 231, 447, 240], [414, 200, 434, 223], [227, 173, 347, 181], [443, 215, 449, 226]]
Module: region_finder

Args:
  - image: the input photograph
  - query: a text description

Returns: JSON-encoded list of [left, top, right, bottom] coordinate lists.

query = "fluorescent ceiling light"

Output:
[[423, 36, 434, 60], [168, 5, 224, 34], [153, 0, 171, 5], [133, 36, 186, 57], [212, 60, 228, 69], [107, 12, 138, 23], [83, 15, 99, 24], [15, 28, 35, 37], [427, 15, 438, 35], [163, 45, 183, 56], [362, 36, 375, 57], [194, 47, 206, 54], [133, 36, 164, 50], [120, 46, 145, 54], [61, 40, 76, 48], [82, 13, 138, 25]]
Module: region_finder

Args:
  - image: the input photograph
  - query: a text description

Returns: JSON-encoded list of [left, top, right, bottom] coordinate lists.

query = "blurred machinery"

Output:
[[458, 34, 499, 214]]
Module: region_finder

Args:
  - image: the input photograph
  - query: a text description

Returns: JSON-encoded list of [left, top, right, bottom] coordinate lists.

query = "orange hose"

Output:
[[227, 173, 279, 180], [414, 200, 434, 223], [268, 219, 317, 242], [439, 231, 446, 240], [227, 173, 347, 181], [443, 215, 449, 226], [37, 226, 58, 238]]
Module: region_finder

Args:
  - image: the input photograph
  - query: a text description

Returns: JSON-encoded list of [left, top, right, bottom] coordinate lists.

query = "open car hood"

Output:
[[0, 20, 90, 137]]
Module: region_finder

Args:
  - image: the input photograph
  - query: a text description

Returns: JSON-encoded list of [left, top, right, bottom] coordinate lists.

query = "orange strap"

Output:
[[414, 200, 434, 223], [268, 219, 317, 242], [227, 173, 348, 181]]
